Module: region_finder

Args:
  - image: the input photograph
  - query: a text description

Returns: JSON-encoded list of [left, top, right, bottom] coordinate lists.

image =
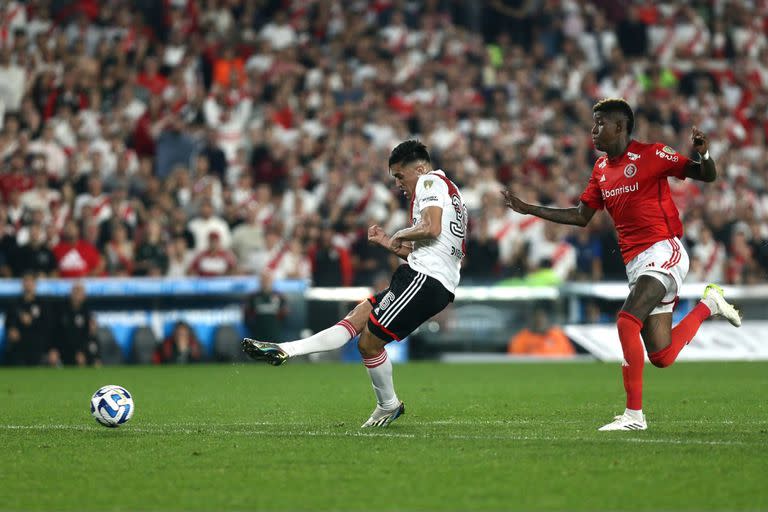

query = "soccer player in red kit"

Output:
[[502, 98, 741, 431]]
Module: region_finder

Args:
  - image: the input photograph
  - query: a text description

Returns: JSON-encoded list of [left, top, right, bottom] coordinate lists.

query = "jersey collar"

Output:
[[606, 140, 638, 164]]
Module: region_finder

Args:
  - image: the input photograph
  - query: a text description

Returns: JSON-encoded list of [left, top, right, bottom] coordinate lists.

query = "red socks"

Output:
[[648, 303, 711, 368], [617, 311, 644, 411]]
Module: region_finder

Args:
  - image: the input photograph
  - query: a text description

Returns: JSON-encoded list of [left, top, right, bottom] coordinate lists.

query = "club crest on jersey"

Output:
[[627, 152, 640, 161], [600, 174, 606, 182], [424, 180, 433, 189], [623, 163, 638, 178], [378, 291, 396, 311], [662, 145, 676, 154], [598, 159, 607, 169]]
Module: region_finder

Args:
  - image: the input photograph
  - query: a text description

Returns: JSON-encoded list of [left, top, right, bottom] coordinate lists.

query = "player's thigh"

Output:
[[622, 274, 667, 321], [369, 268, 452, 343], [343, 300, 374, 334], [641, 312, 673, 354]]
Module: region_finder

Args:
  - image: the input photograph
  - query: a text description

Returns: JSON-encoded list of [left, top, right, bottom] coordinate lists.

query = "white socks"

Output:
[[280, 320, 358, 357], [363, 350, 399, 409], [624, 408, 644, 420]]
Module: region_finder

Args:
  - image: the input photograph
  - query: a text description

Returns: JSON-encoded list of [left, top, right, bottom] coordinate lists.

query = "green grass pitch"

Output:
[[1, 362, 766, 511]]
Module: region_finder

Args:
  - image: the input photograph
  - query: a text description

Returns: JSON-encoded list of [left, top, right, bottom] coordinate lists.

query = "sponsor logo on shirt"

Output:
[[601, 182, 639, 199], [623, 163, 638, 178], [655, 149, 679, 162], [628, 152, 641, 161], [422, 195, 439, 202]]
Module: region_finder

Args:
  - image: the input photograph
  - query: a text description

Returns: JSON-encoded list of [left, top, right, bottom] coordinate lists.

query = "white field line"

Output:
[[0, 423, 762, 447]]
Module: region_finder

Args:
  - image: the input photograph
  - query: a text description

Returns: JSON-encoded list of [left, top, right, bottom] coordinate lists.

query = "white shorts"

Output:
[[625, 237, 690, 315]]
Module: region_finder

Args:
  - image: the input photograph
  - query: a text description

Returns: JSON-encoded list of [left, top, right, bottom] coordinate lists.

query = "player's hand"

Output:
[[368, 225, 388, 246], [390, 231, 405, 252], [501, 189, 530, 214], [691, 126, 709, 155]]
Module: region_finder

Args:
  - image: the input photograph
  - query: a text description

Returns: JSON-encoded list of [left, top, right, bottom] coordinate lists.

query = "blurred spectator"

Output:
[[308, 223, 353, 286], [463, 215, 500, 282], [526, 223, 576, 282], [52, 221, 103, 278], [153, 321, 203, 364], [103, 222, 134, 276], [273, 236, 312, 281], [188, 199, 231, 252], [166, 236, 193, 277], [20, 168, 61, 214], [134, 219, 168, 276], [12, 222, 56, 277], [507, 307, 575, 357], [690, 226, 726, 283], [230, 203, 265, 273], [51, 282, 100, 367], [4, 273, 53, 366], [188, 231, 238, 277], [243, 270, 288, 342], [198, 128, 227, 180]]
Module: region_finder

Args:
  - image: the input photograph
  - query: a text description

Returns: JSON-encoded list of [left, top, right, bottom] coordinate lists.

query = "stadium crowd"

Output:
[[0, 0, 766, 287]]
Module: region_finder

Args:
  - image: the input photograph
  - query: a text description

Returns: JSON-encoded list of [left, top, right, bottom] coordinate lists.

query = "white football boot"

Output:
[[701, 284, 742, 327], [598, 410, 647, 431], [361, 402, 405, 428]]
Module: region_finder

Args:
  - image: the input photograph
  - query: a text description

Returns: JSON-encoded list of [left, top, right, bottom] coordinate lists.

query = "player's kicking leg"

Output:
[[241, 300, 370, 365]]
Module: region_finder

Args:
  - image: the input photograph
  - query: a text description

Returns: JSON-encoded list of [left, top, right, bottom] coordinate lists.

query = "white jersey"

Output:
[[407, 170, 467, 293]]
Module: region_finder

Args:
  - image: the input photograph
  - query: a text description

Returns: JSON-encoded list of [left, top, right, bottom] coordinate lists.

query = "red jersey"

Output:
[[53, 240, 102, 278], [579, 140, 692, 264]]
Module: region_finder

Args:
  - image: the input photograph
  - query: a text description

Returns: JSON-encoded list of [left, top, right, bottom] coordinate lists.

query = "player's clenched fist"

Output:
[[501, 189, 530, 214], [368, 224, 388, 245], [690, 126, 709, 154]]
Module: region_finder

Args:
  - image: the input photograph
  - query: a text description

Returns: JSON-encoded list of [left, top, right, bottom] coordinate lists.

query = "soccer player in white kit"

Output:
[[243, 140, 467, 427]]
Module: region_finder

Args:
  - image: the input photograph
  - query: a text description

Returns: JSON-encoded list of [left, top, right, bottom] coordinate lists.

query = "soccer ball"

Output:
[[90, 385, 134, 428]]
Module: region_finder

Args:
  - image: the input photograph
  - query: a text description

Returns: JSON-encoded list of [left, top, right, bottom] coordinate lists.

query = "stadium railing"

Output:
[[0, 278, 765, 363]]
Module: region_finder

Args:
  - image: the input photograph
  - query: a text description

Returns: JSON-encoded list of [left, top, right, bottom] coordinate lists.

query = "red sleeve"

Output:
[[579, 168, 605, 210], [654, 143, 691, 180]]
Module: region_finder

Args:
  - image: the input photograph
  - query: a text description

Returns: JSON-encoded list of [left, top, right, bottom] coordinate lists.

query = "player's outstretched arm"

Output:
[[502, 190, 596, 227], [684, 126, 717, 182]]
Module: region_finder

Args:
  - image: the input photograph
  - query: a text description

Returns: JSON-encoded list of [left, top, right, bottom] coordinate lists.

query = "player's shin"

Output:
[[363, 349, 400, 409], [279, 320, 359, 357], [617, 311, 645, 412], [649, 303, 711, 368]]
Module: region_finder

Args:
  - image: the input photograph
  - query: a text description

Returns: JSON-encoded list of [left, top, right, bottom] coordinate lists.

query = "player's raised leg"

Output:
[[645, 284, 741, 368], [241, 300, 369, 365], [359, 329, 404, 428]]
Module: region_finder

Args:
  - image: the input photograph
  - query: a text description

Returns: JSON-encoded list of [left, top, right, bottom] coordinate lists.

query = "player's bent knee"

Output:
[[357, 329, 387, 358], [648, 353, 672, 368]]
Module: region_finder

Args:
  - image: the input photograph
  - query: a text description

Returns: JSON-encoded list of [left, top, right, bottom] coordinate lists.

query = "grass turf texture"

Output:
[[1, 362, 766, 511]]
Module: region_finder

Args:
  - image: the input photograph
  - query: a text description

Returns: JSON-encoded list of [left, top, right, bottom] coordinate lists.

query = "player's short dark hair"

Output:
[[388, 139, 431, 168], [593, 98, 635, 135]]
